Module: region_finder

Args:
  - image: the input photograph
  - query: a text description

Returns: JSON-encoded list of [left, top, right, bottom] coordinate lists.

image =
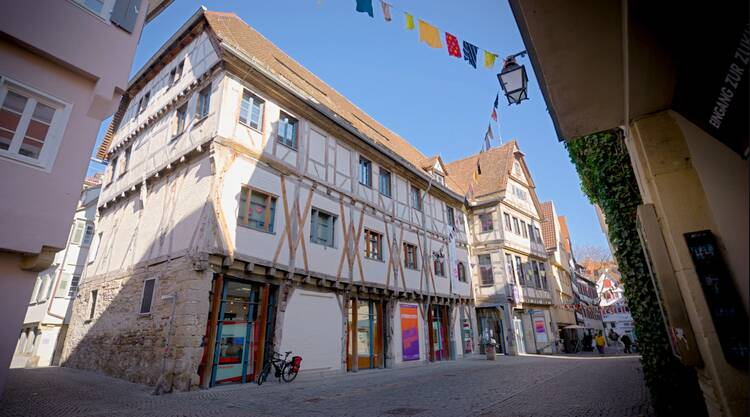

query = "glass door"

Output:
[[210, 280, 260, 385], [348, 299, 382, 370]]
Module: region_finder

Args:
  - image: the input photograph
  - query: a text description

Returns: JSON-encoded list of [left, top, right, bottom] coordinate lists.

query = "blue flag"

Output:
[[463, 41, 478, 69], [494, 93, 499, 109], [356, 0, 374, 17]]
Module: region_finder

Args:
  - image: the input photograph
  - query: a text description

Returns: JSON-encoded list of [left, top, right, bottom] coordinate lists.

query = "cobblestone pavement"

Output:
[[1, 354, 653, 417]]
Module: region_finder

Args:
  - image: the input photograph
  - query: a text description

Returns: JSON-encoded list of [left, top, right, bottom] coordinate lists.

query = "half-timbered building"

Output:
[[60, 8, 475, 390]]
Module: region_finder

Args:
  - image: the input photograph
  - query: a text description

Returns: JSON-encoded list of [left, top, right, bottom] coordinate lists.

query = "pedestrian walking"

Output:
[[620, 333, 633, 354], [595, 331, 606, 355]]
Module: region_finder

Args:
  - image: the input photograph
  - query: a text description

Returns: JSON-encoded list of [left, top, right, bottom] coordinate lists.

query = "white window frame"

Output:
[[71, 0, 117, 21], [0, 76, 71, 172]]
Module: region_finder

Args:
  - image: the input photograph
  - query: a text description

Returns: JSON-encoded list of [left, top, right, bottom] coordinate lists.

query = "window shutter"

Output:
[[110, 0, 140, 33]]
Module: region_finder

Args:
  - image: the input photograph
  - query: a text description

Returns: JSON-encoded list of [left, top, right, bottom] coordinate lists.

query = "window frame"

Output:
[[137, 90, 150, 115], [88, 289, 98, 320], [139, 278, 156, 315], [276, 111, 298, 150], [172, 102, 188, 139], [503, 212, 512, 232], [403, 242, 419, 270], [410, 185, 423, 211], [434, 257, 446, 277], [196, 84, 211, 120], [70, 220, 86, 245], [237, 186, 277, 234], [515, 256, 525, 286], [478, 213, 493, 233], [478, 254, 494, 286], [359, 157, 372, 188], [68, 275, 81, 298], [378, 168, 391, 197], [239, 89, 265, 131], [364, 229, 383, 261], [534, 227, 542, 243], [512, 217, 520, 234], [446, 205, 455, 227], [520, 220, 528, 238], [505, 253, 515, 282], [310, 207, 336, 248], [457, 262, 467, 283], [0, 76, 71, 171]]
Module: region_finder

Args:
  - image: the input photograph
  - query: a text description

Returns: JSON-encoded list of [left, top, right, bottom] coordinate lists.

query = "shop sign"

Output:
[[532, 314, 547, 343]]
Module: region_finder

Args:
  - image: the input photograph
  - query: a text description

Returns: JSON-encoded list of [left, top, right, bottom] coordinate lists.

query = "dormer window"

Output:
[[513, 160, 522, 177], [433, 172, 445, 185]]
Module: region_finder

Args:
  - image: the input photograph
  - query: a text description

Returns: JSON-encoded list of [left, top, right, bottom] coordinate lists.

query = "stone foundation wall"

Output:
[[61, 255, 213, 391]]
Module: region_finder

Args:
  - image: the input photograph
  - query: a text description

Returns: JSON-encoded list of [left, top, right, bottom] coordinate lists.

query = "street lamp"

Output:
[[497, 51, 528, 105]]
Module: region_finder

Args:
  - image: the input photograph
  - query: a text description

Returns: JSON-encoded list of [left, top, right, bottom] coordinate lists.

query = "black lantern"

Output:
[[497, 53, 528, 105]]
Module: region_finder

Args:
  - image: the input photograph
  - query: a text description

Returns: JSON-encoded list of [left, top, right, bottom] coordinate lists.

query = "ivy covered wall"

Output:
[[565, 130, 707, 417]]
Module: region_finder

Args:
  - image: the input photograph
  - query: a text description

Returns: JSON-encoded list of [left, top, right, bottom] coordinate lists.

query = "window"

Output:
[[68, 275, 81, 297], [359, 157, 372, 187], [29, 277, 41, 304], [137, 91, 150, 114], [35, 275, 51, 303], [239, 90, 265, 130], [446, 205, 455, 228], [88, 232, 102, 264], [57, 272, 72, 297], [88, 290, 98, 320], [410, 185, 422, 211], [173, 103, 187, 137], [310, 208, 336, 247], [139, 278, 156, 314], [457, 262, 467, 283], [168, 59, 184, 87], [515, 256, 525, 286], [0, 82, 63, 166], [81, 222, 94, 246], [535, 227, 542, 243], [479, 213, 493, 232], [528, 224, 534, 241], [379, 168, 391, 197], [107, 156, 118, 185], [70, 220, 86, 245], [277, 111, 298, 149], [119, 146, 131, 177], [196, 85, 211, 119], [364, 230, 383, 260], [520, 220, 528, 238], [74, 0, 116, 20], [539, 262, 548, 290], [505, 253, 515, 282], [512, 217, 520, 234], [503, 213, 512, 232], [532, 261, 542, 288], [478, 254, 493, 286], [434, 258, 446, 277], [238, 188, 276, 233], [434, 173, 445, 185], [403, 243, 418, 269]]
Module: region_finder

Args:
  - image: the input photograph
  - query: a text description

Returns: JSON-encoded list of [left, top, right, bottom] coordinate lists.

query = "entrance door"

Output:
[[347, 299, 383, 370], [513, 317, 526, 354], [210, 280, 260, 385], [429, 305, 450, 361]]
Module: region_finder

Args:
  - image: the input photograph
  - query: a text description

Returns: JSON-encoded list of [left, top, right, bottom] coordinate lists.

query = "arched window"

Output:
[[457, 262, 467, 283]]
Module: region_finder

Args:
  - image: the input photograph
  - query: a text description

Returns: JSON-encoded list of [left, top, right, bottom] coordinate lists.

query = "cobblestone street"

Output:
[[1, 354, 652, 417]]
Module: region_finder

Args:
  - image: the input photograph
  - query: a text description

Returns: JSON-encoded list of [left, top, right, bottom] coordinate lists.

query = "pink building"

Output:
[[0, 0, 172, 393]]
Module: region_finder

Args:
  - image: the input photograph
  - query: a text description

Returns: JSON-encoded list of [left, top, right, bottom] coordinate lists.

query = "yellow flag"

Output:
[[418, 19, 442, 48], [405, 13, 415, 30], [484, 51, 498, 69], [472, 170, 479, 184]]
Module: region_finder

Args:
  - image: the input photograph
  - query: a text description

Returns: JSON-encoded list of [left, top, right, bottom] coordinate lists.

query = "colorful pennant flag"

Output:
[[494, 93, 499, 109], [484, 51, 498, 69], [445, 32, 461, 58], [472, 170, 479, 184], [380, 1, 392, 22], [405, 12, 415, 30], [491, 108, 497, 122], [463, 41, 478, 68], [484, 124, 494, 150], [476, 158, 482, 175], [418, 20, 442, 48], [356, 0, 374, 17]]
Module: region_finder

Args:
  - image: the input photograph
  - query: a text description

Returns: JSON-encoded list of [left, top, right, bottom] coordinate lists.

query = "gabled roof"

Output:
[[540, 201, 557, 251], [444, 141, 517, 197], [558, 215, 572, 253], [421, 155, 448, 175]]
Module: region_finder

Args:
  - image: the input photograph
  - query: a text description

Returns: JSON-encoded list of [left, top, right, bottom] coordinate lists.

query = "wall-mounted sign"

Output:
[[400, 304, 420, 361], [684, 230, 749, 369]]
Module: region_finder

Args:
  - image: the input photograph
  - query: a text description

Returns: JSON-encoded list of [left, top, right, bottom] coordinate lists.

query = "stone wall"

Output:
[[61, 255, 213, 391]]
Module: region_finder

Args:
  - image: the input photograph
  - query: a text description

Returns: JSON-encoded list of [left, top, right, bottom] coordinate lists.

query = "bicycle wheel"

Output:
[[256, 362, 271, 386], [281, 362, 298, 383]]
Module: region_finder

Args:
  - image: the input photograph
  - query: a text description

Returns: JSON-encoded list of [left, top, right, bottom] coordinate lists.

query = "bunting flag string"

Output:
[[355, 0, 504, 71]]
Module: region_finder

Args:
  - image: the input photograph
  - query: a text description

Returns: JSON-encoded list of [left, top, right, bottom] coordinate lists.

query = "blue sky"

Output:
[[88, 0, 609, 251]]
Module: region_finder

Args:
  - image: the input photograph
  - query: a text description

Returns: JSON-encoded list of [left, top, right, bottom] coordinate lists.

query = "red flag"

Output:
[[445, 32, 461, 58], [491, 108, 497, 121]]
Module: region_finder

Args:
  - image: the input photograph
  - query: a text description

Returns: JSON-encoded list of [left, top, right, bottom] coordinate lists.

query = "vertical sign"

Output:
[[400, 304, 420, 361], [533, 314, 548, 343]]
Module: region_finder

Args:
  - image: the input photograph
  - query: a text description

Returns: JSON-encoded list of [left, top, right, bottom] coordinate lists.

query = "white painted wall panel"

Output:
[[280, 289, 342, 372]]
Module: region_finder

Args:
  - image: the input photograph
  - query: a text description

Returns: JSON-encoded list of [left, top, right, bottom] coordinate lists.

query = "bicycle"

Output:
[[256, 350, 302, 385]]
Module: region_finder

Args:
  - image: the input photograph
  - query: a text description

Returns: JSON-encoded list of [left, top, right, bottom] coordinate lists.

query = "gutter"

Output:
[[219, 41, 466, 204]]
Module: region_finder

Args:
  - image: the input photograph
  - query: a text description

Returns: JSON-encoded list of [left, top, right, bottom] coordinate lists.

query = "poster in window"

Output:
[[215, 322, 249, 384], [533, 315, 548, 343], [400, 304, 420, 361]]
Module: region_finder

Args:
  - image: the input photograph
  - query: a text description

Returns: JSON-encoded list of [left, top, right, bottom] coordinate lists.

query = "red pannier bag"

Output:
[[291, 356, 302, 372]]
